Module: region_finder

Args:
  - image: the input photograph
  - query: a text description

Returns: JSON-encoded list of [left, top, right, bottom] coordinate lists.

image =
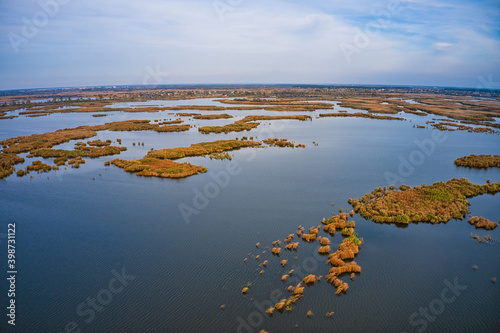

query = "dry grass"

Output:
[[262, 138, 306, 148], [337, 94, 500, 123], [0, 153, 25, 179], [319, 112, 404, 120], [431, 122, 497, 133], [216, 98, 334, 112], [454, 154, 500, 168], [147, 140, 261, 160], [25, 160, 56, 173], [32, 146, 126, 166], [322, 213, 348, 235], [302, 275, 317, 284], [193, 114, 233, 120], [158, 119, 184, 125], [176, 113, 201, 117], [351, 178, 500, 224], [111, 158, 207, 179], [468, 216, 498, 230], [96, 120, 190, 132], [198, 115, 311, 134], [112, 140, 261, 179], [0, 119, 192, 179]]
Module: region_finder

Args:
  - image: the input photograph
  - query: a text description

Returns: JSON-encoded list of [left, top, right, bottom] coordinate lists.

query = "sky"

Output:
[[0, 0, 499, 90]]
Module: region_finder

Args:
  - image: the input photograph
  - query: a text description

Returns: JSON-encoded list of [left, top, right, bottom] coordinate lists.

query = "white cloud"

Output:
[[0, 0, 499, 89]]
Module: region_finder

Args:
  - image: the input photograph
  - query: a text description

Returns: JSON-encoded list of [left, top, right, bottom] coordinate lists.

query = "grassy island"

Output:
[[199, 115, 311, 134], [350, 178, 500, 224], [112, 140, 261, 178], [431, 122, 497, 133], [454, 154, 500, 168], [193, 114, 233, 120], [0, 120, 191, 179], [32, 146, 126, 166], [319, 112, 404, 120]]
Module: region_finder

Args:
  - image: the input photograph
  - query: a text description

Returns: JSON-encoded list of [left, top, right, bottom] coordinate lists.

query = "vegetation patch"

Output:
[[468, 216, 498, 230], [470, 233, 495, 244], [199, 115, 311, 134], [176, 113, 201, 117], [319, 112, 404, 120], [454, 154, 500, 168], [98, 120, 190, 132], [245, 212, 363, 317], [32, 146, 126, 166], [0, 153, 25, 179], [25, 160, 57, 174], [193, 114, 233, 120], [431, 122, 497, 133], [0, 120, 191, 179], [262, 138, 306, 148], [147, 140, 261, 160], [351, 178, 500, 224], [111, 158, 207, 179], [209, 152, 232, 160], [158, 119, 184, 125], [87, 139, 112, 147], [112, 140, 260, 179]]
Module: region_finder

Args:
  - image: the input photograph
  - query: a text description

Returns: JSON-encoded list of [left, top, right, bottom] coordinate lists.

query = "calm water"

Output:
[[0, 100, 499, 333]]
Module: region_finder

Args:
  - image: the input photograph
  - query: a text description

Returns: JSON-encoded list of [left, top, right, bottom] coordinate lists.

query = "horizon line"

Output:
[[1, 83, 499, 94]]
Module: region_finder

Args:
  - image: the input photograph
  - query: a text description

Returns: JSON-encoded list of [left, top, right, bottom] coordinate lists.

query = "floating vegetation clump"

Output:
[[341, 227, 355, 236], [284, 242, 299, 250], [468, 216, 498, 230], [242, 212, 363, 318], [271, 247, 281, 255], [209, 152, 232, 160], [322, 213, 348, 234], [351, 178, 500, 224], [318, 245, 330, 254], [454, 154, 500, 168], [68, 156, 85, 168], [25, 160, 56, 174], [470, 233, 495, 244], [262, 138, 306, 148]]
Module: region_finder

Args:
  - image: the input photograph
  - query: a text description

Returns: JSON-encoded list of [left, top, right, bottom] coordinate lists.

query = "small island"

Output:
[[454, 154, 500, 168], [468, 216, 498, 230], [111, 140, 261, 178], [350, 178, 500, 224]]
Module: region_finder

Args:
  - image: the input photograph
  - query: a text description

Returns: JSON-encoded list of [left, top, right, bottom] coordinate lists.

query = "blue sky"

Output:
[[0, 0, 499, 90]]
